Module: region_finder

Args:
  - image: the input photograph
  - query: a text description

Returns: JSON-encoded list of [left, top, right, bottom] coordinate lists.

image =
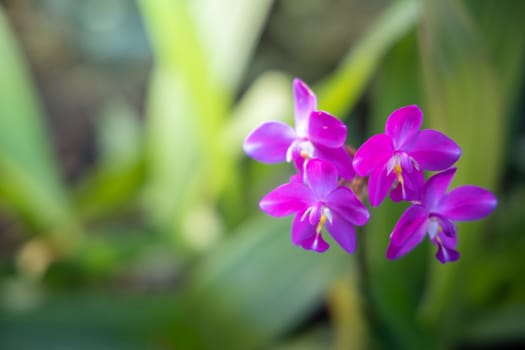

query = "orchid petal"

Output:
[[259, 183, 314, 217], [243, 121, 296, 163], [304, 159, 338, 199], [422, 168, 457, 211], [432, 235, 460, 264], [291, 212, 315, 244], [408, 129, 461, 171], [300, 234, 330, 253], [291, 214, 329, 252], [386, 205, 428, 259], [326, 213, 357, 254], [433, 214, 457, 238], [314, 145, 355, 180], [307, 203, 323, 226], [308, 111, 347, 148], [385, 105, 423, 149], [367, 166, 395, 207], [293, 79, 317, 136], [439, 185, 497, 221], [389, 168, 424, 202], [326, 187, 369, 226], [352, 134, 393, 176], [301, 234, 330, 253]]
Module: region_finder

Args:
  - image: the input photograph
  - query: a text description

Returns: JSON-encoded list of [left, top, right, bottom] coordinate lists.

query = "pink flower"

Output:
[[386, 168, 497, 263], [259, 159, 369, 253], [243, 79, 354, 179], [353, 105, 461, 206]]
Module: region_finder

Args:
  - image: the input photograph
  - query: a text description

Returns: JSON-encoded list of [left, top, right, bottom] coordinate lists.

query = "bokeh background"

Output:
[[0, 0, 524, 349]]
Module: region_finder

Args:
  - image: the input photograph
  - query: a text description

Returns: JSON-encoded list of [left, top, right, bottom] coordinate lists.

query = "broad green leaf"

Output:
[[463, 304, 525, 346], [186, 215, 348, 349], [417, 0, 505, 340], [317, 0, 421, 116], [0, 8, 77, 240], [138, 0, 232, 238], [141, 70, 201, 238], [0, 293, 199, 349], [466, 0, 525, 104], [190, 0, 274, 91]]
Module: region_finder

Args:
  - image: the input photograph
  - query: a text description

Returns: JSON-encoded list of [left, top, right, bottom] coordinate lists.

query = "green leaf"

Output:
[[0, 8, 77, 239], [186, 215, 348, 349], [138, 0, 232, 237], [317, 0, 421, 116], [190, 0, 274, 91], [463, 304, 525, 346], [74, 100, 145, 221], [0, 293, 198, 349], [417, 0, 505, 339]]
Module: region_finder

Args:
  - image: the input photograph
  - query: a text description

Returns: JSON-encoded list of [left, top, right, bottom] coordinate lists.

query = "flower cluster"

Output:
[[243, 79, 497, 263]]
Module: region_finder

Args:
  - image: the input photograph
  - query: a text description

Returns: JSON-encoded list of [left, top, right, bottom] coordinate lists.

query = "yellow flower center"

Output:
[[316, 214, 327, 234]]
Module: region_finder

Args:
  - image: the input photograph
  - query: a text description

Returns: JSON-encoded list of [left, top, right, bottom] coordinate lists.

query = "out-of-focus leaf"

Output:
[[272, 325, 332, 350], [466, 0, 525, 104], [140, 70, 203, 244], [138, 0, 231, 238], [95, 100, 142, 167], [417, 0, 504, 338], [463, 304, 525, 346], [185, 215, 348, 349], [190, 0, 274, 91], [317, 0, 420, 116], [0, 9, 77, 239], [74, 101, 145, 221], [327, 269, 367, 350], [0, 294, 200, 350]]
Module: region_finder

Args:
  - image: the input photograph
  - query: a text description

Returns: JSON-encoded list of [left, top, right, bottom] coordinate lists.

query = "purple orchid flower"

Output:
[[352, 105, 461, 206], [386, 168, 497, 263], [259, 159, 369, 253], [243, 79, 354, 179]]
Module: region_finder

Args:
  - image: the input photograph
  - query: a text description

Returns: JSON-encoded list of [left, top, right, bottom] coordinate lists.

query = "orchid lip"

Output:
[[286, 139, 315, 162], [427, 217, 440, 239]]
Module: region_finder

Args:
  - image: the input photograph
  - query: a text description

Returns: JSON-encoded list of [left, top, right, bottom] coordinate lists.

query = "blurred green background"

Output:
[[0, 0, 524, 349]]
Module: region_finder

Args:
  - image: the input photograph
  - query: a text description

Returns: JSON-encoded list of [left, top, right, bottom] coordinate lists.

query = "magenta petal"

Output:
[[308, 111, 347, 148], [386, 205, 428, 259], [408, 129, 461, 171], [291, 214, 329, 252], [434, 243, 460, 263], [352, 134, 393, 176], [314, 145, 355, 180], [293, 79, 317, 135], [326, 187, 369, 226], [385, 105, 423, 149], [326, 214, 357, 254], [422, 168, 457, 211], [439, 185, 497, 221], [243, 121, 296, 163], [291, 213, 315, 245], [433, 214, 457, 238], [260, 183, 314, 217], [390, 168, 425, 202], [300, 234, 330, 253], [304, 159, 338, 199], [367, 166, 395, 207], [307, 203, 323, 226]]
